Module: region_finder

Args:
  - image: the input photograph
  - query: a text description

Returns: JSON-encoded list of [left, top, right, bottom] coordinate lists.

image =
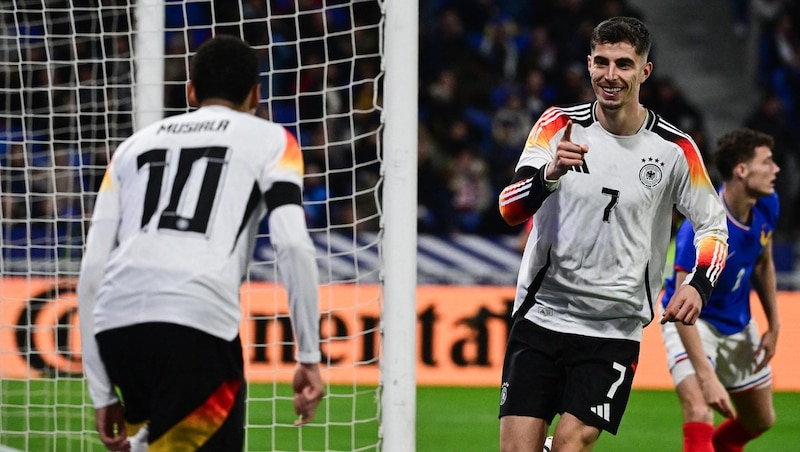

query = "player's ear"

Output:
[[640, 61, 653, 83], [248, 84, 261, 111], [187, 81, 199, 107], [733, 161, 748, 180]]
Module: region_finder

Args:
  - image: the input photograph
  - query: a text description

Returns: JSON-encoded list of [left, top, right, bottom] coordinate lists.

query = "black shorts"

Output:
[[96, 322, 246, 451], [498, 319, 639, 435]]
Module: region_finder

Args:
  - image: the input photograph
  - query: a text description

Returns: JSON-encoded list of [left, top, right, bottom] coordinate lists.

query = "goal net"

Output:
[[0, 1, 411, 451]]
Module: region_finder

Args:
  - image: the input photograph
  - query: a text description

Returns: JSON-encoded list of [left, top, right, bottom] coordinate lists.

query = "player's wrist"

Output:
[[296, 350, 321, 364], [682, 272, 711, 308], [543, 162, 561, 191]]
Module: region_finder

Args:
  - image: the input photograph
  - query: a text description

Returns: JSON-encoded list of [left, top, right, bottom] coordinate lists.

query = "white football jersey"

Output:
[[90, 105, 306, 340], [513, 103, 728, 341]]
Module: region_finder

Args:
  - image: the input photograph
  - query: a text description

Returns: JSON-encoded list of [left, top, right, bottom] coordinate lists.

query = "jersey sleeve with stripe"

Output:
[[498, 107, 566, 226], [505, 103, 728, 341]]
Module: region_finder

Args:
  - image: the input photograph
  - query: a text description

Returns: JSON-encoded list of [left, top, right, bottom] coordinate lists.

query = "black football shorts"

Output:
[[96, 322, 246, 450], [498, 319, 639, 434]]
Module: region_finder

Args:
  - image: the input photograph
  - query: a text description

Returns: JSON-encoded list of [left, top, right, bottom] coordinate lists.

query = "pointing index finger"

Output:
[[561, 120, 573, 143]]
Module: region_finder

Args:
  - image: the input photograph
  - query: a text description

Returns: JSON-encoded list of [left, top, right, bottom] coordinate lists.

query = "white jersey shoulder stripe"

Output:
[[654, 118, 693, 141], [540, 104, 593, 128]]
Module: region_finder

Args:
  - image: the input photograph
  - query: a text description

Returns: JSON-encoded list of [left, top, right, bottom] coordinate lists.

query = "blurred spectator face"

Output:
[[588, 41, 651, 111], [440, 9, 464, 39]]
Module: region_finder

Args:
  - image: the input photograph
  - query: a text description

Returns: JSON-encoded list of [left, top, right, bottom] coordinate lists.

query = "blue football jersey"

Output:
[[661, 190, 779, 334]]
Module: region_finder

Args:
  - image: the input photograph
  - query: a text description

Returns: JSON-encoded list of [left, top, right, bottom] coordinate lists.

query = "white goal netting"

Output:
[[0, 1, 387, 451]]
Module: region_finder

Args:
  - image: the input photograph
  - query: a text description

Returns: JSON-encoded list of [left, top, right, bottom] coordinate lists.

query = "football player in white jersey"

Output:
[[78, 35, 323, 451], [497, 17, 729, 451]]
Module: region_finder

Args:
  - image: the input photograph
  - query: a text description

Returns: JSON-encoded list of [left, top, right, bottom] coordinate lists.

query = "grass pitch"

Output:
[[418, 386, 800, 451], [2, 380, 798, 451]]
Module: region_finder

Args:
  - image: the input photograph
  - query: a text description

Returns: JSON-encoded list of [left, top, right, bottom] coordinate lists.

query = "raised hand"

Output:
[[548, 120, 589, 180]]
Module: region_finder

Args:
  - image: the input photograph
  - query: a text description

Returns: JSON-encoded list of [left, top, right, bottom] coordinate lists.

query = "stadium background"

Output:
[[2, 0, 799, 280], [2, 0, 800, 450]]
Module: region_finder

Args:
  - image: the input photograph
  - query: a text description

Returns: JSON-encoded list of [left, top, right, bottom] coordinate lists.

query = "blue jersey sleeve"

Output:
[[673, 218, 698, 273], [660, 218, 699, 307]]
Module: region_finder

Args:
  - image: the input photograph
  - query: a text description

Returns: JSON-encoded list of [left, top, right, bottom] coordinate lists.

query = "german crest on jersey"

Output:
[[638, 157, 664, 188]]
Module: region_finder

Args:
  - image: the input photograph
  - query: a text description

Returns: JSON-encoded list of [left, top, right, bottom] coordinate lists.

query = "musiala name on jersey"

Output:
[[157, 120, 230, 134]]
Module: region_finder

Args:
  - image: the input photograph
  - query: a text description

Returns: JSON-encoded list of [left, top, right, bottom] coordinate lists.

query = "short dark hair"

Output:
[[591, 16, 652, 59], [190, 35, 259, 104], [713, 128, 775, 181]]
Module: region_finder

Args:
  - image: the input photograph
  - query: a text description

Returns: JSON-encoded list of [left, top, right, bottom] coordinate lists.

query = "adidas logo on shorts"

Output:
[[590, 402, 611, 422]]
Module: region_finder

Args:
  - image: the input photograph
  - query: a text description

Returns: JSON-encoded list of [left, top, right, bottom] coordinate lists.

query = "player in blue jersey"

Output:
[[661, 128, 780, 452]]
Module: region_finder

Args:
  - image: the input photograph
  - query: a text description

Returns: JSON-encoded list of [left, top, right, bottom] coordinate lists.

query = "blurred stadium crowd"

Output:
[[1, 0, 800, 254], [416, 0, 800, 238]]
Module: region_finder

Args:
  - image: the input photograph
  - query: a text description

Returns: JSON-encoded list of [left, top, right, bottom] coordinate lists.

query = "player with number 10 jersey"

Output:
[[88, 107, 315, 348]]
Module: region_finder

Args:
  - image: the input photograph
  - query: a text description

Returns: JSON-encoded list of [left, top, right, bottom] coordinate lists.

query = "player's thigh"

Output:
[[717, 321, 771, 391], [675, 375, 714, 423], [499, 415, 549, 452], [661, 315, 720, 385], [551, 412, 601, 450], [730, 386, 775, 432]]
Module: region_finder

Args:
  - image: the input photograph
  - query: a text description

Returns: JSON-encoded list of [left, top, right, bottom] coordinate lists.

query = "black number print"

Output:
[[601, 187, 619, 223], [137, 146, 228, 233]]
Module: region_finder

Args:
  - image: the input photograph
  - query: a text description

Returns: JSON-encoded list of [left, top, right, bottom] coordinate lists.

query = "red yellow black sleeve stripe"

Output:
[[498, 164, 554, 226]]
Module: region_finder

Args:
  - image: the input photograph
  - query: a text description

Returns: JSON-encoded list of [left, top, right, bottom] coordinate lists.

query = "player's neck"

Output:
[[199, 98, 252, 113], [721, 184, 756, 225], [596, 102, 647, 136]]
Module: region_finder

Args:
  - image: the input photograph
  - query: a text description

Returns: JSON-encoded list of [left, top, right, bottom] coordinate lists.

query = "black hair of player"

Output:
[[713, 128, 775, 181], [591, 16, 652, 60], [190, 35, 259, 105]]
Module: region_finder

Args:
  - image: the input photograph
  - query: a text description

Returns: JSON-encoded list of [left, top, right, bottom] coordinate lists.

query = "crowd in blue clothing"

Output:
[[2, 0, 800, 260]]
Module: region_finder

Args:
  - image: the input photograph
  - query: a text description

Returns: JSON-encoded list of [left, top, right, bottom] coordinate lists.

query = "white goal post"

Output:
[[0, 1, 417, 451]]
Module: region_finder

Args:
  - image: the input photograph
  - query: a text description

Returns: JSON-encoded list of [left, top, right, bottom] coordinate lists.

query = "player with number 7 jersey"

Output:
[[502, 102, 728, 342], [497, 17, 729, 452], [498, 100, 729, 443]]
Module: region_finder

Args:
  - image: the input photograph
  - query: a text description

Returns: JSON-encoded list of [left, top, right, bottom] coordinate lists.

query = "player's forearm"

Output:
[[685, 235, 728, 307], [77, 218, 120, 408], [269, 204, 321, 363], [277, 242, 321, 363], [676, 322, 716, 380], [673, 272, 714, 378], [753, 257, 780, 332], [498, 164, 555, 226]]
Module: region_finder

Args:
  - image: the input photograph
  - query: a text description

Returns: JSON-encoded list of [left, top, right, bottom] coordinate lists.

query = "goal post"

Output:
[[381, 0, 418, 450], [0, 1, 417, 450], [133, 0, 165, 130]]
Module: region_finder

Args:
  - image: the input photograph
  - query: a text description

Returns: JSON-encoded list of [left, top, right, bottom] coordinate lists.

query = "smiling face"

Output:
[[588, 41, 652, 112], [742, 145, 780, 197]]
